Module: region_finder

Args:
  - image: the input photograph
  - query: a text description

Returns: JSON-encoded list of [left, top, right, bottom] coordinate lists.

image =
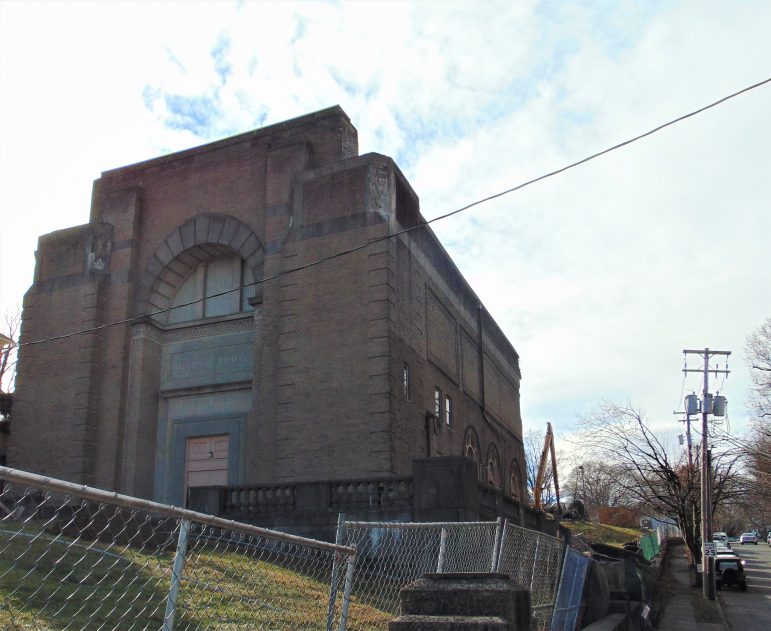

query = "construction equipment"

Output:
[[533, 421, 562, 514]]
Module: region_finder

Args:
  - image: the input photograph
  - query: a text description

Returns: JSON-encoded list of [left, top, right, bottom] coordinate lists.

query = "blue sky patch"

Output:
[[164, 94, 220, 136], [212, 34, 233, 85], [142, 85, 161, 110]]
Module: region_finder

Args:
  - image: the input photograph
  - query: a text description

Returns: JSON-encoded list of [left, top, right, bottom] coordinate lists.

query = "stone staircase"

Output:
[[389, 572, 532, 631]]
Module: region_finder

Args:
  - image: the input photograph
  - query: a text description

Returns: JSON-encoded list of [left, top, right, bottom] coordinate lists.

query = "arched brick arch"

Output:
[[463, 426, 483, 481], [486, 444, 501, 489], [135, 214, 264, 320], [509, 458, 523, 501]]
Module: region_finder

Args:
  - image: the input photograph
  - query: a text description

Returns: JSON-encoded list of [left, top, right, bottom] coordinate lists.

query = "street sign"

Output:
[[704, 542, 717, 557]]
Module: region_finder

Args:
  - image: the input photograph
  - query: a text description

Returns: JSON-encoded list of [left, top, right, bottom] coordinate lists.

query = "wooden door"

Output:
[[185, 434, 229, 502]]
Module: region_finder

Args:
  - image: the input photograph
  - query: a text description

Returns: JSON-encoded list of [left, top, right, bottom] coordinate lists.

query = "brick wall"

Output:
[[386, 176, 526, 499], [10, 106, 526, 508]]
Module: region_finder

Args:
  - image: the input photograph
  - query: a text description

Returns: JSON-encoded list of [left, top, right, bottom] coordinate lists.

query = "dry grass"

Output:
[[0, 523, 390, 630], [559, 520, 642, 547]]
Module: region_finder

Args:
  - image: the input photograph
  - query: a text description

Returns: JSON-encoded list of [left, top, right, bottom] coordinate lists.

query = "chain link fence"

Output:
[[340, 518, 568, 631], [0, 466, 582, 631], [495, 522, 565, 630], [0, 466, 361, 631], [339, 519, 502, 627]]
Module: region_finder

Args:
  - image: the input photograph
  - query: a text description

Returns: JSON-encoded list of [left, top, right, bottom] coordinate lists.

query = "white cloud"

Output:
[[1, 0, 769, 444]]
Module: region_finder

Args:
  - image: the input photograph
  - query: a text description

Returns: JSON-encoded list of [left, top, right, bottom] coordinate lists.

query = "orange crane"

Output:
[[533, 422, 562, 515]]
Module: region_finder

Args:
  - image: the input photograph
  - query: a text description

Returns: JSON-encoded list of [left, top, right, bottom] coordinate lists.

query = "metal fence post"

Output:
[[436, 527, 448, 572], [163, 518, 190, 631], [326, 513, 346, 631], [337, 548, 357, 631], [529, 533, 542, 593], [490, 517, 503, 572], [495, 519, 509, 572]]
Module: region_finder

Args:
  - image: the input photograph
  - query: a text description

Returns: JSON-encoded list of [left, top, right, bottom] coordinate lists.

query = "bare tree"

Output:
[[563, 460, 629, 519], [746, 316, 771, 428], [0, 307, 20, 393], [729, 431, 771, 530], [575, 401, 746, 566], [740, 318, 771, 525]]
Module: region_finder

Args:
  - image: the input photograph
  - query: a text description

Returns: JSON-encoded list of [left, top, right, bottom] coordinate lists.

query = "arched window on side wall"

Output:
[[486, 444, 501, 489], [509, 458, 523, 502], [463, 427, 482, 482]]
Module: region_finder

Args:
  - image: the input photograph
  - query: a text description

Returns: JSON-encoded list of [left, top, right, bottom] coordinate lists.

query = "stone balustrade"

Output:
[[329, 478, 412, 511], [190, 476, 412, 520], [223, 484, 297, 514], [187, 457, 562, 542]]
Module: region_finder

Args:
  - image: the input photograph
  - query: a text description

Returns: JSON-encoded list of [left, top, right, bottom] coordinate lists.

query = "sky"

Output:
[[1, 0, 770, 446]]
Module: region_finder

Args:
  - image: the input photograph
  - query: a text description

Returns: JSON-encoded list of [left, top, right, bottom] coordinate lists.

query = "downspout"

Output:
[[425, 413, 432, 457]]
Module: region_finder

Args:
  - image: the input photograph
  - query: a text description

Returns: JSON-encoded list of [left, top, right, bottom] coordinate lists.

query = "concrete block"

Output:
[[398, 573, 530, 630], [389, 615, 509, 630]]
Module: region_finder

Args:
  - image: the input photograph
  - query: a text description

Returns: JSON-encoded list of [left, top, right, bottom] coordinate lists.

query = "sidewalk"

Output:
[[656, 541, 726, 630]]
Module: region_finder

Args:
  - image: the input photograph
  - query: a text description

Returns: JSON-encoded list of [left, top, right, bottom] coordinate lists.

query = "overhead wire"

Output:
[[18, 76, 771, 349]]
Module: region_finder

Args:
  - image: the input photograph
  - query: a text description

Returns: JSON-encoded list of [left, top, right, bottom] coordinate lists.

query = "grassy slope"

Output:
[[560, 520, 643, 547], [0, 524, 390, 631]]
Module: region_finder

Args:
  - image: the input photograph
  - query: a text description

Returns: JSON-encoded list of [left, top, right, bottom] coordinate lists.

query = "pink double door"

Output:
[[184, 434, 229, 501]]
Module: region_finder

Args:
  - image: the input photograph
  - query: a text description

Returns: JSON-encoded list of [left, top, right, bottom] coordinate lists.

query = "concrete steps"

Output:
[[388, 572, 531, 631], [389, 615, 509, 630]]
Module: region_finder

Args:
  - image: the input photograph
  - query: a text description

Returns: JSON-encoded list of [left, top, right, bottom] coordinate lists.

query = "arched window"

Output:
[[464, 427, 479, 461], [137, 214, 264, 322], [464, 427, 483, 482], [486, 444, 501, 489], [169, 256, 255, 324], [509, 458, 523, 501]]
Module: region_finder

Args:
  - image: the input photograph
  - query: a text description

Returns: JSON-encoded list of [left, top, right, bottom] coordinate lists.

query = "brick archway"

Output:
[[135, 214, 264, 321]]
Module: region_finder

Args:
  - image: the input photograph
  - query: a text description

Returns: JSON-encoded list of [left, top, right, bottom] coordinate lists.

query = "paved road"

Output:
[[718, 540, 771, 631]]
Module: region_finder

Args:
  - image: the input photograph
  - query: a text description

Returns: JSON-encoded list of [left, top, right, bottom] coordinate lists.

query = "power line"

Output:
[[19, 76, 771, 349]]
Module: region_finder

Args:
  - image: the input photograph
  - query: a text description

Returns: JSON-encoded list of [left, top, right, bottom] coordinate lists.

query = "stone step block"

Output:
[[400, 573, 529, 620], [389, 614, 510, 631]]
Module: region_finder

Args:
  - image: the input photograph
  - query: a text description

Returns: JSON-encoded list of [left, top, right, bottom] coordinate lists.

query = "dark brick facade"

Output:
[[10, 107, 527, 511]]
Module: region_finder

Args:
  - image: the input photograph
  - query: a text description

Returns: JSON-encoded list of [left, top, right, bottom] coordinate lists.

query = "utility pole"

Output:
[[683, 348, 730, 601]]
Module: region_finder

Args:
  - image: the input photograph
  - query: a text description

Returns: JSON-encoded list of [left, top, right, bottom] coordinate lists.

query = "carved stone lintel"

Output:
[[162, 316, 254, 342], [131, 313, 256, 343]]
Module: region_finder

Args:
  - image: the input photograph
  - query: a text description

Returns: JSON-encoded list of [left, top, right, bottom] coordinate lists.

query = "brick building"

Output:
[[10, 107, 527, 516]]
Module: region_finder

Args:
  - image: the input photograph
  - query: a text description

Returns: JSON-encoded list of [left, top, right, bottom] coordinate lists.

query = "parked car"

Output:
[[715, 556, 747, 591], [715, 544, 734, 556], [713, 532, 730, 548], [740, 532, 758, 545]]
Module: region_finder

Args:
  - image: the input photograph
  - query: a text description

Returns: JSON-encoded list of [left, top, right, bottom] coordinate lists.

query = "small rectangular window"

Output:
[[403, 364, 410, 400], [445, 395, 452, 426], [434, 387, 441, 418]]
